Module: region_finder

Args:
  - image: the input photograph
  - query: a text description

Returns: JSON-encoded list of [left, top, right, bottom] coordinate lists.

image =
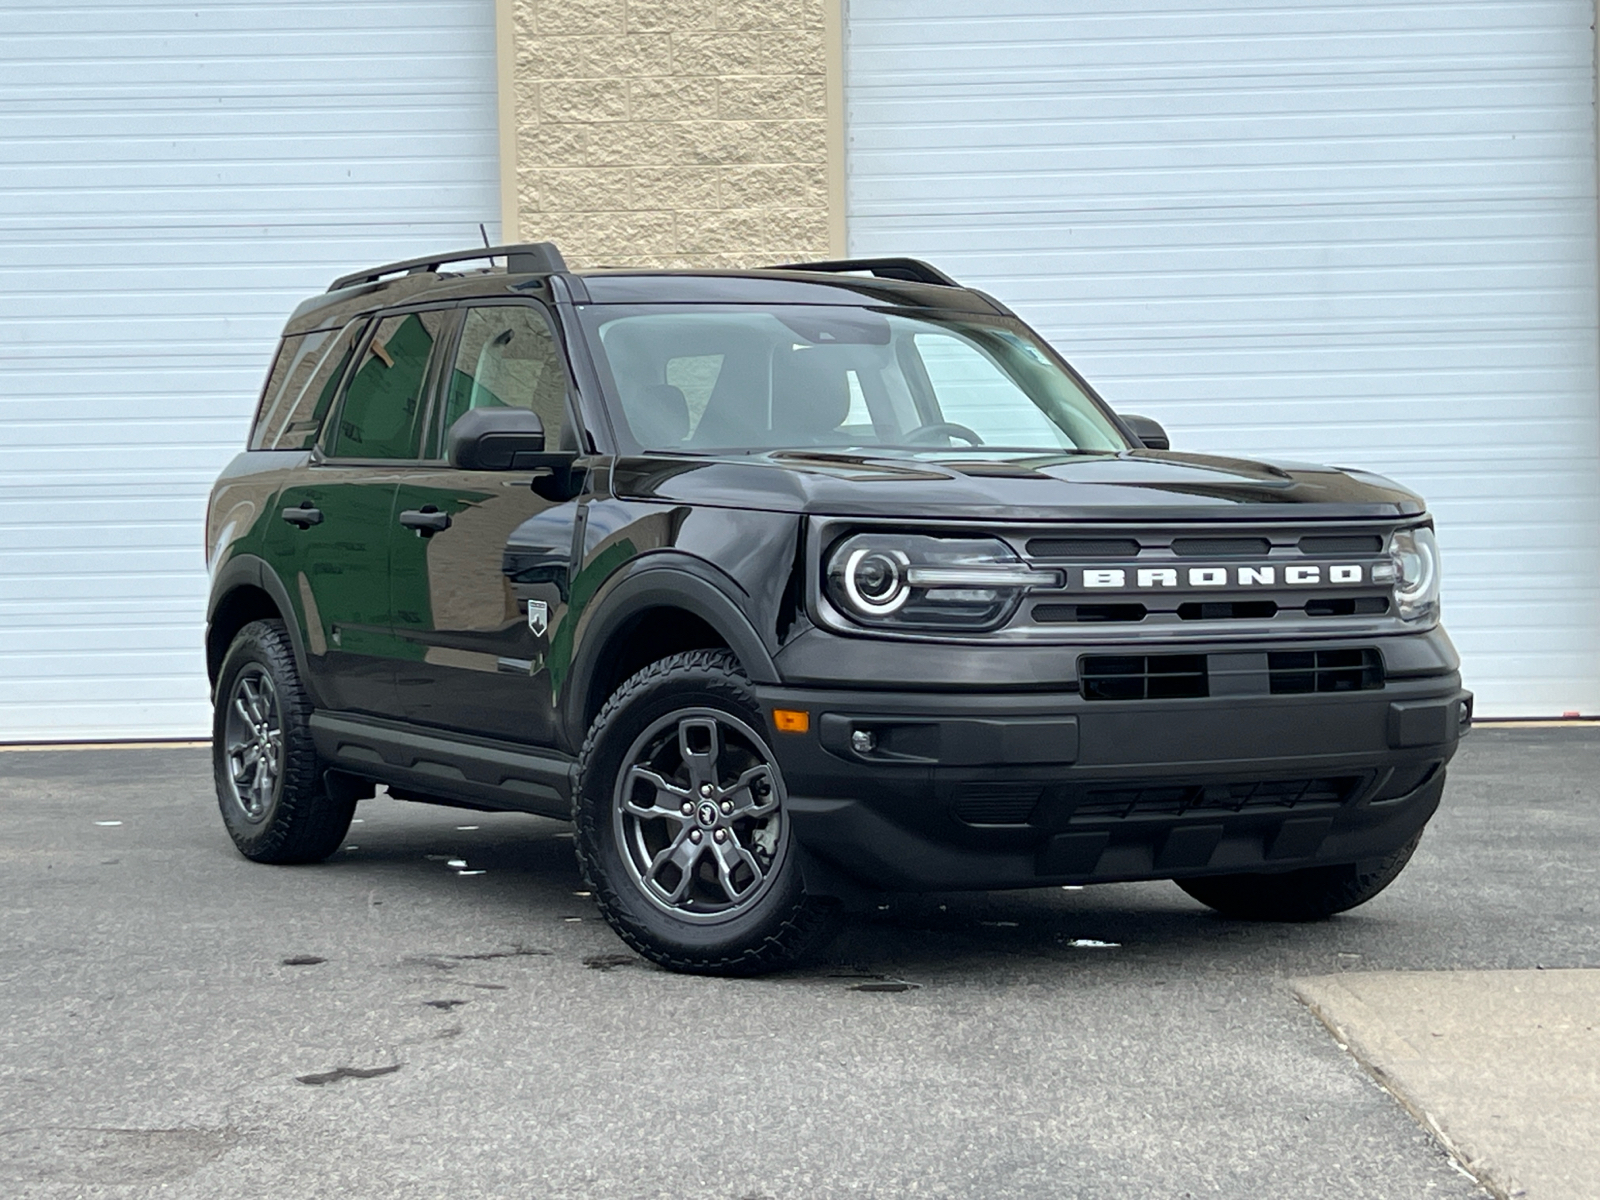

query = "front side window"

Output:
[[327, 310, 448, 459], [435, 305, 567, 454], [579, 305, 1128, 455]]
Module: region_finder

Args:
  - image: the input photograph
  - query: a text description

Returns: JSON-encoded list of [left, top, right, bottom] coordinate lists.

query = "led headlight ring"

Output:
[[842, 547, 911, 614]]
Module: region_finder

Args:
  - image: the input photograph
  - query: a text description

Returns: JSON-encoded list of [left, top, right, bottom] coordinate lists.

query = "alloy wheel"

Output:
[[612, 707, 789, 922], [223, 666, 284, 824]]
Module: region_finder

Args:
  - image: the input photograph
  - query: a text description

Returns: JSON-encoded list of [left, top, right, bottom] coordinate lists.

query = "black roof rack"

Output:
[[328, 241, 568, 293], [768, 256, 960, 288]]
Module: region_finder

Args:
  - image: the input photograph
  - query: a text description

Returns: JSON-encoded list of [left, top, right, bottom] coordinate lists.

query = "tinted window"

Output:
[[329, 310, 447, 460], [249, 335, 308, 450], [250, 322, 362, 451], [435, 305, 567, 455]]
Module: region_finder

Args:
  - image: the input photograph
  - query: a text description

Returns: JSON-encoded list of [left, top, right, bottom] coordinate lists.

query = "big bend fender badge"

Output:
[[526, 600, 549, 637]]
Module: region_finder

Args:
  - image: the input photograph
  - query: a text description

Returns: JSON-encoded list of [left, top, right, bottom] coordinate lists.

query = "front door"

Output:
[[389, 301, 585, 745]]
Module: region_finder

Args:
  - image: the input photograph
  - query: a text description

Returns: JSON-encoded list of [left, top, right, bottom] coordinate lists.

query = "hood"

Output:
[[607, 449, 1425, 523]]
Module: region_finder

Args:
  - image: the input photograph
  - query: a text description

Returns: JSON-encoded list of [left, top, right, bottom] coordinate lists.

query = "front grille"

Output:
[[952, 782, 1044, 824], [1268, 648, 1384, 694], [1070, 776, 1357, 822], [1009, 523, 1399, 635], [1080, 654, 1207, 701]]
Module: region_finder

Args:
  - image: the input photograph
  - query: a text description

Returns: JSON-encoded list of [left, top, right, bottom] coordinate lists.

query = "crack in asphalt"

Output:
[[295, 1063, 403, 1087], [403, 946, 552, 971]]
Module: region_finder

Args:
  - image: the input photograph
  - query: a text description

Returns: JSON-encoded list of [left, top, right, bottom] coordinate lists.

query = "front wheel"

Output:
[[1175, 828, 1424, 921], [573, 650, 839, 975]]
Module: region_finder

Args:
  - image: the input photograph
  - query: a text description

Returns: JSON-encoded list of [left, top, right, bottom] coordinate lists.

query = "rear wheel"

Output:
[[1175, 829, 1424, 921], [213, 619, 355, 864], [573, 650, 839, 975]]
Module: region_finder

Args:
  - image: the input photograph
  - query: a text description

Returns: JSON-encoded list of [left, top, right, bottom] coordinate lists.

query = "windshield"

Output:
[[578, 305, 1129, 454]]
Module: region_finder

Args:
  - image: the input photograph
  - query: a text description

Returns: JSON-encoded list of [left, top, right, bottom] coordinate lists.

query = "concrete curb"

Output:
[[1294, 969, 1600, 1200]]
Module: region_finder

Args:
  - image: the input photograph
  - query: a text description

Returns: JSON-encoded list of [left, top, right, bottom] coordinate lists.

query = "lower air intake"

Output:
[[1267, 648, 1384, 694], [1080, 654, 1208, 701]]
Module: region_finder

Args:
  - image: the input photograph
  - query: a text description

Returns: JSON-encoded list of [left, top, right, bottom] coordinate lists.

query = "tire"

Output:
[[212, 618, 355, 864], [1175, 828, 1424, 921], [573, 650, 841, 976]]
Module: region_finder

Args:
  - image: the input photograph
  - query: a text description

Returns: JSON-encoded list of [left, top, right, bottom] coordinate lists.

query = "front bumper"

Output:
[[754, 671, 1469, 892]]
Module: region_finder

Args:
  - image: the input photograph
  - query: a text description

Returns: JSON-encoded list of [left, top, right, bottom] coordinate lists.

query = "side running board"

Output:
[[310, 712, 575, 819]]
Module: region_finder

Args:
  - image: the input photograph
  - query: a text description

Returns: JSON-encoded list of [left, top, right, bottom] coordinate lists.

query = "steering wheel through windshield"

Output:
[[902, 421, 985, 447]]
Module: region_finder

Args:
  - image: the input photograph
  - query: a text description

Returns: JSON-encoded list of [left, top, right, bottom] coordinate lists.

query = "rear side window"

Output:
[[249, 322, 363, 451], [328, 310, 448, 460]]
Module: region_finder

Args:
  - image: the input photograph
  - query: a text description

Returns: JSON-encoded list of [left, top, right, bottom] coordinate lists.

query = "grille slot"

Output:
[[1176, 600, 1277, 621], [1070, 777, 1357, 822], [952, 783, 1044, 825], [1170, 536, 1271, 558], [1080, 654, 1208, 701], [1026, 537, 1140, 559], [1305, 596, 1389, 617], [1299, 534, 1384, 556], [1268, 648, 1383, 694], [1032, 602, 1147, 624]]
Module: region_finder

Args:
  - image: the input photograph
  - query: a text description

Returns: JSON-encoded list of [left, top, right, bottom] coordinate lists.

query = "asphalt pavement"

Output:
[[1, 726, 1596, 1199]]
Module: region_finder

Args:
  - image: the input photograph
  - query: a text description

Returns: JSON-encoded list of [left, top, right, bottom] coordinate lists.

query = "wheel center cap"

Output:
[[696, 800, 720, 827]]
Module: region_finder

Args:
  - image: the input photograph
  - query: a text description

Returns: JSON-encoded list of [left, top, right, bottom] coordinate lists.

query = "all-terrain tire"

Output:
[[1175, 828, 1424, 921], [572, 650, 841, 976], [213, 619, 355, 864]]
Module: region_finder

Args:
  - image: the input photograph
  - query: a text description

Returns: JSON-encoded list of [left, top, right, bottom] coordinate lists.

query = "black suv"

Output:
[[206, 243, 1470, 975]]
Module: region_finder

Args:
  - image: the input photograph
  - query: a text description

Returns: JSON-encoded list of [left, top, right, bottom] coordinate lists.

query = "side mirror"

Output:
[[446, 407, 548, 470], [1120, 414, 1170, 451]]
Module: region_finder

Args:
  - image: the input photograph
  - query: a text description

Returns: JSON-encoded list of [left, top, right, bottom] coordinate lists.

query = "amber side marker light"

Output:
[[772, 709, 810, 733]]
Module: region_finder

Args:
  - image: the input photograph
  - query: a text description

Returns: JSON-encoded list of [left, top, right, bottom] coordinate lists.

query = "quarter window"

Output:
[[328, 310, 447, 459], [250, 322, 362, 451]]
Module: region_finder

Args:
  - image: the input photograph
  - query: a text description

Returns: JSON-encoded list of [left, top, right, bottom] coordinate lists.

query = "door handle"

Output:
[[281, 502, 323, 528], [398, 505, 451, 536]]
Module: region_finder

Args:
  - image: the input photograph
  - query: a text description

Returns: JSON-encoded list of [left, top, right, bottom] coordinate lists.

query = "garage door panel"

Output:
[[0, 0, 500, 741], [849, 0, 1600, 716]]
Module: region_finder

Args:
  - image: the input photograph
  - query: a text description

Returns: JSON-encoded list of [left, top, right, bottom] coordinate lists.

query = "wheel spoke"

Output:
[[711, 835, 762, 899], [621, 766, 692, 822], [643, 832, 700, 904], [723, 764, 779, 819], [677, 717, 722, 790]]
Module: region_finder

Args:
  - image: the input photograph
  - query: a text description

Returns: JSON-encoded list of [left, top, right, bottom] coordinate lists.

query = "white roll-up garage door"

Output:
[[847, 0, 1600, 717], [0, 2, 501, 740]]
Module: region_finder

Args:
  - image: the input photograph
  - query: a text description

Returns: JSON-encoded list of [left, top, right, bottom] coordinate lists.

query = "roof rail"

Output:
[[768, 256, 960, 288], [327, 241, 568, 293]]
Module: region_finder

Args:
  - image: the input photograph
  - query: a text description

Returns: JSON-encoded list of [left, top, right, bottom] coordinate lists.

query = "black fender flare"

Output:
[[561, 557, 780, 740], [205, 553, 322, 705]]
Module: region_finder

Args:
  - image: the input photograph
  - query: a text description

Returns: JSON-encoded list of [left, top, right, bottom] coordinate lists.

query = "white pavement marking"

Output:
[[1295, 969, 1600, 1200]]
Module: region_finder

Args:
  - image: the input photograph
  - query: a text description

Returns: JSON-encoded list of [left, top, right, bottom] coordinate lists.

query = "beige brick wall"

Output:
[[507, 0, 831, 268]]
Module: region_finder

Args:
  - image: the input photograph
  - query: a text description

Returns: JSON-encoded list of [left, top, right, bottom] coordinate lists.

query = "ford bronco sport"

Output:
[[205, 243, 1470, 975]]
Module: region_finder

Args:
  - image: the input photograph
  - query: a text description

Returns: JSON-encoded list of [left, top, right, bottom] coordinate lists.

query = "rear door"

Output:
[[268, 307, 449, 715], [389, 300, 585, 745]]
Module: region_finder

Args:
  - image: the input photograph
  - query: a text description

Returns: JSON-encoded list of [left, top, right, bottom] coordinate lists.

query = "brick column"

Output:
[[506, 0, 831, 268]]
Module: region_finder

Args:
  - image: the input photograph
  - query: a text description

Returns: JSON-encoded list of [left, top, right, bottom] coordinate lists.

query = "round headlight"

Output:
[[1390, 526, 1440, 623], [842, 547, 910, 614]]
